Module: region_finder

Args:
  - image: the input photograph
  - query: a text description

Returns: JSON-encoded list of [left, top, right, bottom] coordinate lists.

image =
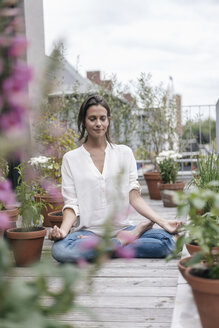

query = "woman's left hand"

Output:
[[162, 220, 182, 234]]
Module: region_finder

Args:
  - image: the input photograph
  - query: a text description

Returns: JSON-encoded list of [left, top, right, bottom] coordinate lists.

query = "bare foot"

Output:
[[117, 221, 154, 247]]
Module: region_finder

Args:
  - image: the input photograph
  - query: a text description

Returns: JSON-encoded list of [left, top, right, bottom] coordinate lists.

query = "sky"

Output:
[[43, 0, 219, 117]]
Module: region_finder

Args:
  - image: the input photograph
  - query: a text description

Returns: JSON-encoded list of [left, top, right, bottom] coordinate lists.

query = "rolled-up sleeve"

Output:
[[128, 148, 141, 194], [61, 155, 80, 216]]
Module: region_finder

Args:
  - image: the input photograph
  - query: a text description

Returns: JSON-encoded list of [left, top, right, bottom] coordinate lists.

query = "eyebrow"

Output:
[[88, 114, 107, 118]]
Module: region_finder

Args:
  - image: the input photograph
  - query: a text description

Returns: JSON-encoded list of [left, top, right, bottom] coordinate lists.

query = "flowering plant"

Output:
[[0, 4, 31, 134], [156, 150, 181, 184]]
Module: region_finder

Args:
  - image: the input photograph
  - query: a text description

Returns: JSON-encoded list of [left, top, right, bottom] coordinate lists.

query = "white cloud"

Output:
[[43, 0, 219, 106]]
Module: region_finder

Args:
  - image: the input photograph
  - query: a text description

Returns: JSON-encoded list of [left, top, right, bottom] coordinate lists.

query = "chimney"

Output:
[[87, 70, 112, 91]]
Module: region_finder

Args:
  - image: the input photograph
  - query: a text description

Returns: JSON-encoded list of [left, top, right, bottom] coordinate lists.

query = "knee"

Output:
[[160, 236, 175, 257], [51, 241, 65, 263]]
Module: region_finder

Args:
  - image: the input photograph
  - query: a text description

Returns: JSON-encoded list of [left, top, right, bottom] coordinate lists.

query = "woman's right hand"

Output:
[[49, 225, 68, 241]]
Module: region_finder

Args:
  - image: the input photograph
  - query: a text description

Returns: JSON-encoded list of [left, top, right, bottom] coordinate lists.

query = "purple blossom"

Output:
[[42, 179, 62, 200], [0, 109, 24, 132], [0, 179, 16, 208], [117, 230, 136, 244], [0, 212, 11, 230], [80, 235, 99, 251], [115, 245, 136, 259], [3, 62, 32, 94], [114, 205, 135, 223], [8, 36, 27, 57]]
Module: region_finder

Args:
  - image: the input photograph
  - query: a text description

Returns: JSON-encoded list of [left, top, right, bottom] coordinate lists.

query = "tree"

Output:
[[135, 73, 178, 162], [183, 119, 216, 144]]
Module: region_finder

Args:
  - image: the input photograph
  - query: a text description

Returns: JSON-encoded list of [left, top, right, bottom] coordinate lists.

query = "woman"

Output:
[[49, 95, 181, 263]]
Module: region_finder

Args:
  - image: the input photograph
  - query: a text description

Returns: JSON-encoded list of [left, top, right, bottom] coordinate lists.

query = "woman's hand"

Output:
[[162, 220, 182, 235], [49, 225, 68, 241]]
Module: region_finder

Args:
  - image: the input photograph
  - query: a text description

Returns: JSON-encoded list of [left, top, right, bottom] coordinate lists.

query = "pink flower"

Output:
[[0, 213, 11, 230], [115, 246, 136, 259], [114, 205, 135, 223], [42, 180, 62, 200], [76, 258, 88, 268], [8, 36, 27, 57], [0, 58, 3, 75], [0, 109, 24, 132], [117, 230, 136, 244], [0, 179, 16, 207], [80, 235, 99, 251]]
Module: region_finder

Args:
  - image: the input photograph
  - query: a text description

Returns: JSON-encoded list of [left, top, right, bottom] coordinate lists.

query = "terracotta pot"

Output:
[[158, 181, 185, 207], [34, 194, 64, 227], [6, 227, 46, 266], [186, 267, 219, 328], [143, 172, 161, 200], [186, 242, 201, 255], [177, 256, 192, 280], [0, 207, 18, 228], [48, 211, 63, 228], [0, 207, 18, 239], [186, 243, 219, 256]]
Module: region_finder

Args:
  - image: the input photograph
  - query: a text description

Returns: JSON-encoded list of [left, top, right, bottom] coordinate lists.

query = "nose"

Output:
[[96, 119, 101, 127]]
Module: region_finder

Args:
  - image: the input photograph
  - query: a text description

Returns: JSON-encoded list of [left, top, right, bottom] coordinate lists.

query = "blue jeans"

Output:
[[51, 227, 175, 263]]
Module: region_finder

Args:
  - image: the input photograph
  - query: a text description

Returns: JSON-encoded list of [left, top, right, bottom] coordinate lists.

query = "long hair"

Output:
[[77, 94, 112, 143]]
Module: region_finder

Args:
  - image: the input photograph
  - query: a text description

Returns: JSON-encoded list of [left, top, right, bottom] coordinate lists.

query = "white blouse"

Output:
[[61, 142, 141, 236]]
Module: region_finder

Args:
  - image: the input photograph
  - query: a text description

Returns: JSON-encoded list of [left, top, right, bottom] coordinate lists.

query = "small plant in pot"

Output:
[[48, 210, 63, 228], [156, 150, 184, 207], [6, 164, 47, 266], [30, 123, 78, 226], [168, 184, 219, 328], [188, 153, 219, 213]]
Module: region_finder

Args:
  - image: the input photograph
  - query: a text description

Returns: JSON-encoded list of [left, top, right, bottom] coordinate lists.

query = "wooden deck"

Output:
[[8, 190, 181, 328]]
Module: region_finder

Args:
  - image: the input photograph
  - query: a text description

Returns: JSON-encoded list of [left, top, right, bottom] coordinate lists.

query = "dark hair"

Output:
[[77, 94, 112, 143]]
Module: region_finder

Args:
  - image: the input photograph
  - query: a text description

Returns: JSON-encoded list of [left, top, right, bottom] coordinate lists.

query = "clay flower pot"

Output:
[[158, 181, 185, 207], [48, 210, 63, 228], [143, 172, 161, 200], [186, 266, 219, 328], [0, 207, 18, 228], [34, 194, 64, 227], [186, 242, 201, 255], [186, 242, 219, 256], [177, 256, 192, 280], [6, 227, 46, 266]]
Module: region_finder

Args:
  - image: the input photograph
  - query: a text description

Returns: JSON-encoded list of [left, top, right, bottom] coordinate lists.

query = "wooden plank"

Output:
[[6, 193, 181, 328], [57, 307, 173, 322], [74, 295, 175, 309], [60, 321, 171, 328]]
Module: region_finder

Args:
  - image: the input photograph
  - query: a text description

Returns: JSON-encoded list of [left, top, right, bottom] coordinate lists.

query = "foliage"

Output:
[[188, 154, 219, 212], [15, 164, 44, 230], [46, 72, 136, 148], [183, 119, 216, 145], [168, 183, 219, 279], [0, 238, 82, 328], [34, 118, 78, 185], [134, 145, 150, 160], [0, 158, 10, 210], [135, 73, 179, 163], [156, 150, 181, 184]]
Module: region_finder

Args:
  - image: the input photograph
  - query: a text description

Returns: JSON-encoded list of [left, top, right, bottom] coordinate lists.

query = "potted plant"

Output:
[[171, 184, 219, 328], [156, 150, 184, 207], [184, 153, 219, 252], [48, 210, 63, 228], [31, 122, 78, 226], [6, 164, 47, 266]]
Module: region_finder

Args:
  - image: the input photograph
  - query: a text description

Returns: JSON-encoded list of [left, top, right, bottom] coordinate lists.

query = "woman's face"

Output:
[[85, 104, 110, 139]]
